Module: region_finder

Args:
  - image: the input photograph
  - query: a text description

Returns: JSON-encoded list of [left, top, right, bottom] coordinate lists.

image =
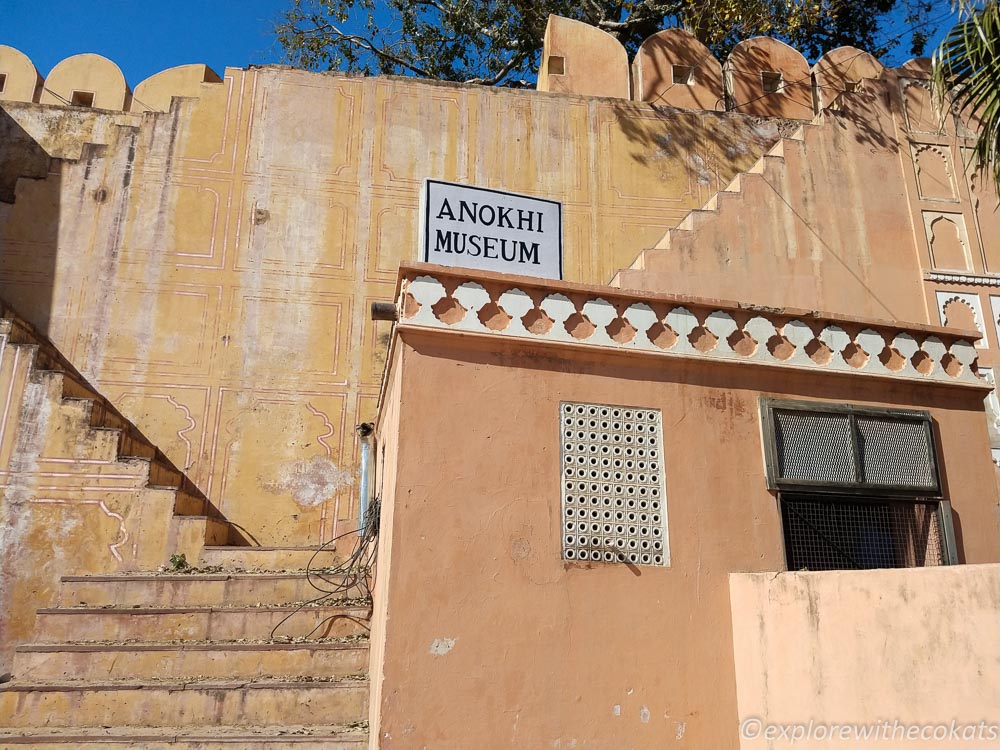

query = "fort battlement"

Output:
[[0, 15, 948, 123]]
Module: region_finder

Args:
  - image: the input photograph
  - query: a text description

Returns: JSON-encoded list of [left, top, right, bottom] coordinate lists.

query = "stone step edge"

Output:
[[16, 640, 369, 653], [201, 546, 343, 552], [0, 725, 367, 741], [37, 604, 370, 615], [0, 678, 370, 693], [61, 573, 351, 582]]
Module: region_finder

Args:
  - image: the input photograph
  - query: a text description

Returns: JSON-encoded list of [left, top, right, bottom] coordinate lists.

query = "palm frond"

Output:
[[933, 1, 1000, 186]]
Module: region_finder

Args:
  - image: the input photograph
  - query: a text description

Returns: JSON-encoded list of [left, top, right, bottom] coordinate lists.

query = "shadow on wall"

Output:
[[0, 107, 59, 335], [606, 97, 799, 181], [607, 60, 909, 188]]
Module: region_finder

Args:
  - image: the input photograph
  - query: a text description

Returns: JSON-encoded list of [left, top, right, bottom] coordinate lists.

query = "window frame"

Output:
[[759, 397, 942, 498]]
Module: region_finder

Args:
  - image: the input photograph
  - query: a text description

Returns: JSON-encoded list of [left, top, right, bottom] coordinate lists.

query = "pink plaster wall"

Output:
[[370, 328, 1000, 749], [730, 565, 1000, 750]]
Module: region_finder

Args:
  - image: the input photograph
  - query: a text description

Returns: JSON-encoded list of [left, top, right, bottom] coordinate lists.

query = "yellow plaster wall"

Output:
[[0, 67, 787, 546]]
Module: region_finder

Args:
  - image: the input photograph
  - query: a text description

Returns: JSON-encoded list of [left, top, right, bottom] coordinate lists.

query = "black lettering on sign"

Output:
[[436, 199, 456, 221], [519, 241, 540, 265], [483, 236, 498, 259], [433, 229, 453, 254], [458, 201, 477, 223]]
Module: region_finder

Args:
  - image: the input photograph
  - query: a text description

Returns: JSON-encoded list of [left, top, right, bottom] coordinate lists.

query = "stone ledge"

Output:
[[394, 263, 986, 389]]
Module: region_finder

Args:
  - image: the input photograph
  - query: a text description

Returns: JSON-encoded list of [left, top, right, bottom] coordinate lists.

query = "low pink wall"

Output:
[[730, 565, 1000, 750]]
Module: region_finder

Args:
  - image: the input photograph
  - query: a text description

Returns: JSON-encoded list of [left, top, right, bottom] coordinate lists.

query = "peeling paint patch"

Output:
[[689, 154, 712, 185], [726, 142, 750, 159], [429, 637, 456, 655], [675, 721, 687, 739], [262, 455, 353, 507], [640, 705, 650, 723], [612, 704, 621, 716]]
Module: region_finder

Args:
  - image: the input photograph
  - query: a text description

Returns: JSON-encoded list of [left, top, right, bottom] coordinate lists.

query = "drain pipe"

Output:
[[356, 422, 375, 535]]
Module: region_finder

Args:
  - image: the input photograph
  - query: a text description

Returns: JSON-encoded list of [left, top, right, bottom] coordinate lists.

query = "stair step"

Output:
[[34, 603, 370, 642], [199, 546, 349, 570], [676, 208, 714, 232], [13, 639, 368, 681], [169, 517, 231, 564], [0, 678, 369, 728], [654, 227, 690, 250], [58, 573, 362, 607], [0, 725, 367, 749]]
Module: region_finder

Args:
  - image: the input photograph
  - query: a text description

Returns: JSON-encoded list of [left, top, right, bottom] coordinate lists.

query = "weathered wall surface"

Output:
[[612, 64, 1000, 461], [614, 76, 934, 322], [730, 565, 1000, 750], [370, 323, 1000, 749], [0, 68, 783, 545], [0, 304, 210, 665]]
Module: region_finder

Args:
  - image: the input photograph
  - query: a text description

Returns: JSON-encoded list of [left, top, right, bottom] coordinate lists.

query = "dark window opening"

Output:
[[0, 73, 7, 94], [71, 90, 95, 107], [845, 79, 862, 93], [761, 71, 783, 94], [547, 56, 565, 76], [781, 494, 944, 571], [672, 65, 693, 85]]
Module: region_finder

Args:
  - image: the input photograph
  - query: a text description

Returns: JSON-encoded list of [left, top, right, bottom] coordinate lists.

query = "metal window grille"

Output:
[[775, 410, 856, 483], [560, 402, 668, 566], [781, 495, 944, 571], [763, 400, 940, 495], [856, 416, 936, 488]]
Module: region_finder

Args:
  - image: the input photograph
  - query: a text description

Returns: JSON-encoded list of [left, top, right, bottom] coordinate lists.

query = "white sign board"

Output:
[[421, 179, 563, 280]]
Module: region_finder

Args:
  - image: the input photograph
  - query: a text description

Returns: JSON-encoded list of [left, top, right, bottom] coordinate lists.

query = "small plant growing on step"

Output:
[[169, 553, 189, 571]]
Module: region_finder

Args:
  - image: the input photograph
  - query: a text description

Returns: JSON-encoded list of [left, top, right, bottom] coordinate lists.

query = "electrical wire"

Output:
[[268, 441, 382, 641], [268, 499, 381, 641]]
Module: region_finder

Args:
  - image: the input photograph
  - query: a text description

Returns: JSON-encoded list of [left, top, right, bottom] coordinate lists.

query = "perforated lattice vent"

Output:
[[857, 417, 935, 488], [775, 410, 856, 483], [560, 402, 668, 566]]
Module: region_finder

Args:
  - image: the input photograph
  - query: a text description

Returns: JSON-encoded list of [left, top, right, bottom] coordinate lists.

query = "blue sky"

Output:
[[3, 0, 284, 86], [2, 0, 961, 88]]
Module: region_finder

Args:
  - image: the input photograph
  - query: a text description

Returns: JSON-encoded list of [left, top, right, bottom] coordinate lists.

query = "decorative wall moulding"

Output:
[[910, 143, 959, 202], [923, 211, 973, 272], [925, 271, 1000, 287], [936, 290, 986, 348], [395, 264, 986, 389]]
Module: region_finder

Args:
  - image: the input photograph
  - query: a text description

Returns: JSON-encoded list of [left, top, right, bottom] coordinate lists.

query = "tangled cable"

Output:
[[268, 496, 381, 641]]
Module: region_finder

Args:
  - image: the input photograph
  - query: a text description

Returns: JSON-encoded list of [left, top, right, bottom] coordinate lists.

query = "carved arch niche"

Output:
[[923, 211, 972, 272], [900, 77, 952, 135], [911, 143, 958, 202], [936, 290, 986, 348], [964, 154, 1000, 274]]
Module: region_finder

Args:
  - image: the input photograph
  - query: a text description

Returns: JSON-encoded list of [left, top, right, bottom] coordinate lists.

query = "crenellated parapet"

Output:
[[633, 28, 723, 110], [538, 14, 932, 120], [0, 45, 223, 113], [2, 27, 937, 123], [0, 45, 42, 103]]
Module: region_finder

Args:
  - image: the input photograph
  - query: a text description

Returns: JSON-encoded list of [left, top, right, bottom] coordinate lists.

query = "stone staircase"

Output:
[[0, 302, 373, 747], [610, 121, 811, 292], [0, 546, 371, 748]]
